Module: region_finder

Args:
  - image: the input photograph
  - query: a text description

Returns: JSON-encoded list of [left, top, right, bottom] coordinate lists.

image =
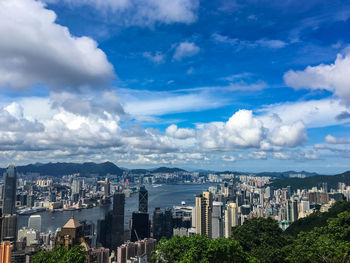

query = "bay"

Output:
[[18, 183, 215, 233]]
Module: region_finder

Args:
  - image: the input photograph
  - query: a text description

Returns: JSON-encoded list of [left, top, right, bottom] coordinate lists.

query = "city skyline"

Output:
[[0, 0, 350, 173]]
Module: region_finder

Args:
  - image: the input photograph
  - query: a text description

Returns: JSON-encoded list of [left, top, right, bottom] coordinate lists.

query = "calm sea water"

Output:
[[18, 183, 215, 233]]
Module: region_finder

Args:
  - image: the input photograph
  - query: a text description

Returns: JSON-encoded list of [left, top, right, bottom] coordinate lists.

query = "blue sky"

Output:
[[0, 0, 350, 173]]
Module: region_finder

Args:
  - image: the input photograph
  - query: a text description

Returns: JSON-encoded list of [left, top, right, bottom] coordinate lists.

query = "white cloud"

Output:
[[166, 124, 195, 139], [269, 121, 307, 147], [212, 33, 287, 49], [173, 42, 200, 61], [143, 51, 165, 64], [273, 152, 291, 160], [0, 0, 114, 91], [222, 155, 236, 162], [197, 109, 307, 151], [259, 99, 348, 128], [45, 0, 199, 26], [325, 135, 350, 144], [120, 88, 226, 116], [284, 48, 350, 105]]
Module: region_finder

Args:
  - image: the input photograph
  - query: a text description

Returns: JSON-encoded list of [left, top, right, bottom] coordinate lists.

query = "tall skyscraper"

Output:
[[2, 165, 17, 215], [71, 178, 81, 195], [195, 191, 213, 238], [130, 212, 150, 242], [28, 215, 41, 233], [212, 201, 223, 239], [104, 178, 111, 197], [138, 186, 148, 213], [152, 208, 173, 241], [0, 241, 12, 263], [98, 192, 125, 249], [224, 202, 238, 238], [1, 215, 17, 242], [152, 208, 164, 241]]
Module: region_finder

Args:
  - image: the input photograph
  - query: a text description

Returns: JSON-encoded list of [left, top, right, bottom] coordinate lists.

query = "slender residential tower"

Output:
[[2, 165, 17, 215], [195, 191, 213, 238]]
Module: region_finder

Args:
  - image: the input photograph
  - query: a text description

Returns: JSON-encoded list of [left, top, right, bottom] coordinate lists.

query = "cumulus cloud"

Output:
[[269, 121, 307, 147], [166, 124, 195, 139], [284, 49, 350, 105], [197, 109, 307, 151], [173, 42, 200, 61], [45, 0, 199, 26], [325, 134, 350, 144], [0, 0, 114, 91], [50, 91, 124, 118], [259, 99, 348, 128]]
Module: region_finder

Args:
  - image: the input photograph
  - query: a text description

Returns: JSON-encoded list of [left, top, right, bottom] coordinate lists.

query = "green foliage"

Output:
[[153, 234, 257, 263], [284, 211, 350, 263], [286, 200, 350, 236], [153, 202, 350, 263], [32, 245, 86, 263], [231, 217, 289, 263]]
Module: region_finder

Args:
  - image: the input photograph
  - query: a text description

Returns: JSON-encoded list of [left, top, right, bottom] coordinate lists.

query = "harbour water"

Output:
[[18, 183, 216, 233]]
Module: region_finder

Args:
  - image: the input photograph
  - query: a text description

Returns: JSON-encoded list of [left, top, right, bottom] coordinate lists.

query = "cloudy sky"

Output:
[[0, 0, 350, 173]]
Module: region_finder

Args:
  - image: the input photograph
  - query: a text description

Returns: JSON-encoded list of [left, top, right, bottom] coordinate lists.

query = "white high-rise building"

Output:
[[18, 228, 40, 246], [28, 215, 41, 233], [212, 201, 223, 239], [224, 202, 238, 238], [195, 191, 213, 238]]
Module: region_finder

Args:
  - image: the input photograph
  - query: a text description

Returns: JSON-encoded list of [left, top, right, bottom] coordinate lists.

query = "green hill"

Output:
[[270, 171, 350, 191]]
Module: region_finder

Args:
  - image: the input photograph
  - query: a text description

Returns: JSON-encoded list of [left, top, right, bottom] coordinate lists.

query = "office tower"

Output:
[[28, 215, 41, 233], [2, 165, 17, 215], [224, 202, 238, 238], [0, 241, 12, 263], [1, 215, 17, 242], [110, 192, 125, 248], [72, 179, 81, 195], [163, 208, 173, 239], [99, 192, 125, 249], [322, 182, 328, 193], [130, 212, 150, 242], [138, 186, 148, 213], [195, 191, 213, 238], [212, 201, 223, 239], [104, 178, 110, 197], [26, 195, 34, 208], [152, 208, 164, 241]]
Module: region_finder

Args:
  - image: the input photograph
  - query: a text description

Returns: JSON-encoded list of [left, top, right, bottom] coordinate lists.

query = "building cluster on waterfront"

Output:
[[0, 164, 349, 262]]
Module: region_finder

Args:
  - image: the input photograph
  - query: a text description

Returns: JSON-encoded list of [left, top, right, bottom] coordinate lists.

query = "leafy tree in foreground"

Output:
[[285, 211, 350, 263], [32, 245, 86, 263], [230, 217, 289, 263], [153, 234, 257, 263]]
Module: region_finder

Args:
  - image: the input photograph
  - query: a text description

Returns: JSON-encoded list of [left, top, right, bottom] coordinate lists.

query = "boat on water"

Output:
[[18, 207, 46, 215]]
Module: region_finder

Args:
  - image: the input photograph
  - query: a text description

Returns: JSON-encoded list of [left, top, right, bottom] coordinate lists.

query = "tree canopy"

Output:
[[153, 234, 257, 263], [32, 245, 86, 263]]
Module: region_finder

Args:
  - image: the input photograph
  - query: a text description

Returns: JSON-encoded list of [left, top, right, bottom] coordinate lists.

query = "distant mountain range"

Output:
[[0, 161, 343, 180], [270, 171, 350, 190], [0, 161, 123, 177]]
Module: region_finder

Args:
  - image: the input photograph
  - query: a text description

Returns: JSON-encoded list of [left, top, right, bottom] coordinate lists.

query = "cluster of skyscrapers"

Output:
[[0, 163, 350, 263]]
